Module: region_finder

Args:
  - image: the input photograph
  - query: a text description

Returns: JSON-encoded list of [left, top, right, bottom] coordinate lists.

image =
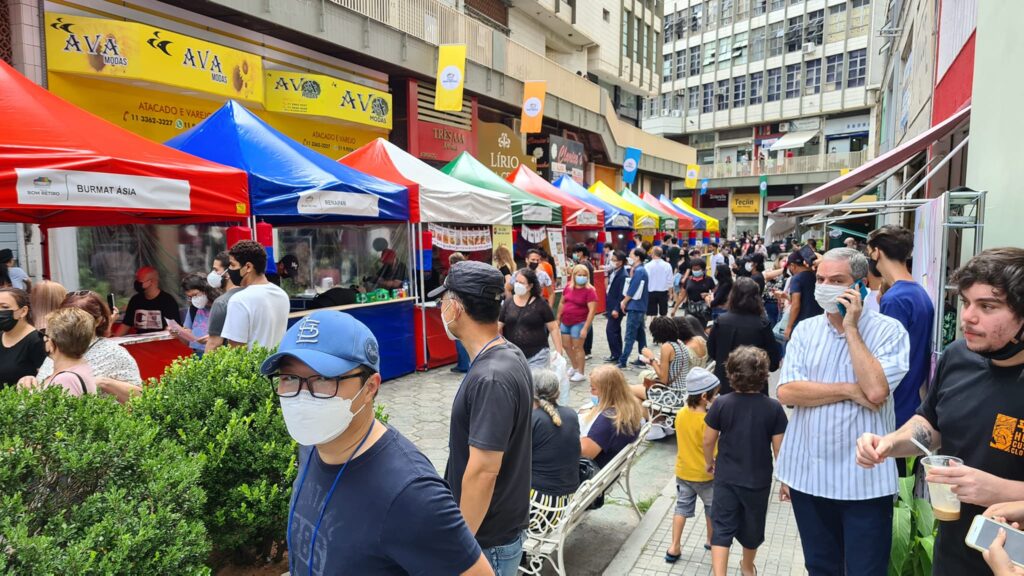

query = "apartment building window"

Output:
[[721, 0, 733, 27], [825, 54, 844, 91], [703, 43, 717, 73], [690, 3, 703, 32], [733, 76, 747, 108], [687, 86, 700, 115], [703, 83, 715, 112], [768, 21, 785, 56], [717, 79, 730, 110], [849, 0, 871, 37], [750, 27, 766, 61], [804, 59, 821, 94], [676, 8, 688, 42], [689, 46, 702, 76], [767, 68, 782, 101], [847, 48, 867, 87], [706, 0, 718, 30], [675, 49, 686, 79], [733, 32, 749, 65], [663, 54, 673, 82], [788, 0, 801, 5], [786, 17, 803, 52], [642, 97, 651, 118], [753, 0, 766, 16], [735, 0, 750, 21], [718, 37, 732, 70], [827, 4, 847, 43], [661, 93, 671, 113], [634, 16, 641, 61], [785, 63, 801, 98], [623, 11, 630, 59], [769, 0, 784, 11], [806, 10, 824, 45], [664, 11, 675, 42], [644, 25, 652, 67], [749, 71, 764, 104], [673, 90, 684, 112]]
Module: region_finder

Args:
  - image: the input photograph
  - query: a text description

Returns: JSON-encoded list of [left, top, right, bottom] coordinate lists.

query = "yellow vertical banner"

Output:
[[434, 44, 467, 111], [520, 81, 546, 134], [492, 225, 513, 260], [684, 164, 701, 188]]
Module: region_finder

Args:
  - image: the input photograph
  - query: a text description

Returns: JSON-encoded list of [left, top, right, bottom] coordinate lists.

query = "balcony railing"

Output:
[[702, 150, 868, 179]]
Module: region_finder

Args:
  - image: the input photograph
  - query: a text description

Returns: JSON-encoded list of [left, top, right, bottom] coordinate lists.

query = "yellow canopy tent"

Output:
[[587, 181, 659, 232]]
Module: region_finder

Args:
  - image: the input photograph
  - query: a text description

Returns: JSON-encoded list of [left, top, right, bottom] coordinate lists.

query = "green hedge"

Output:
[[0, 387, 210, 575]]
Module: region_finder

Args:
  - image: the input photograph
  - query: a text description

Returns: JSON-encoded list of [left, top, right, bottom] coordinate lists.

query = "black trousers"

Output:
[[605, 311, 623, 361], [647, 291, 669, 316]]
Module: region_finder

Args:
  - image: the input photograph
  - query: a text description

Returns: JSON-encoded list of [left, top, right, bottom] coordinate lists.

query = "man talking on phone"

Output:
[[775, 247, 910, 575], [857, 248, 1024, 576]]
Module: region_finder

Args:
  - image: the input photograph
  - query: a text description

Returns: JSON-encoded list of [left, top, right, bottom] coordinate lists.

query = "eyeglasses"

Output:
[[267, 372, 368, 398]]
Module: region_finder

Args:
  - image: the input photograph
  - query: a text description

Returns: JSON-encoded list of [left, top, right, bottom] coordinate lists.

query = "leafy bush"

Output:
[[890, 458, 936, 576], [0, 387, 210, 575], [131, 345, 296, 567]]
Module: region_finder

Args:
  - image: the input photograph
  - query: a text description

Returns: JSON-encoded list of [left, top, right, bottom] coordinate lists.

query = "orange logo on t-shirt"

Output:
[[990, 413, 1024, 456]]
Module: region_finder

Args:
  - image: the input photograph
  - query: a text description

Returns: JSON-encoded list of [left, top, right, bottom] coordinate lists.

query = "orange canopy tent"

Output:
[[507, 166, 604, 229], [0, 61, 249, 227]]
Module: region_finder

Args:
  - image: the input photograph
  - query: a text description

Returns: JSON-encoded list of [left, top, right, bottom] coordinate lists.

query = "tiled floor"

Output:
[[625, 478, 805, 576]]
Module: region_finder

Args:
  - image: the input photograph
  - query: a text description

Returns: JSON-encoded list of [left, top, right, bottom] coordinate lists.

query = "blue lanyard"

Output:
[[288, 419, 376, 576]]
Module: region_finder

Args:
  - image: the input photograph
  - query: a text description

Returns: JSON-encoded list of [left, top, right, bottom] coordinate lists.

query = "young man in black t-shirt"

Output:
[[115, 266, 181, 335], [431, 261, 533, 576], [856, 248, 1024, 576]]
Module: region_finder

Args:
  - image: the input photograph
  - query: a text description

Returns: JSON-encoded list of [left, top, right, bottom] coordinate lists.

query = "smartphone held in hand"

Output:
[[965, 515, 1024, 567]]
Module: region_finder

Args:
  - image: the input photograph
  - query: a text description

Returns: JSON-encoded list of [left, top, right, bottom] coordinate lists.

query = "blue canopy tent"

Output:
[[166, 100, 414, 380], [553, 175, 634, 229]]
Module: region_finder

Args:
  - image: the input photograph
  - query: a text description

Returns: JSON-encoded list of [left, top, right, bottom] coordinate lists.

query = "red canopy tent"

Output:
[[507, 166, 604, 229], [0, 61, 249, 228]]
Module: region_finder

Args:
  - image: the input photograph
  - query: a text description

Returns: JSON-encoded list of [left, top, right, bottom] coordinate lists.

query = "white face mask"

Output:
[[745, 263, 754, 272], [627, 256, 636, 266], [207, 270, 223, 289], [513, 282, 529, 296], [814, 283, 849, 315], [191, 294, 209, 309], [441, 298, 459, 341], [279, 386, 367, 446]]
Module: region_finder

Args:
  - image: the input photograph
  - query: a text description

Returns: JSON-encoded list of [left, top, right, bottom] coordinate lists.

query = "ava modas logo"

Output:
[[523, 97, 543, 117], [53, 17, 129, 71], [623, 158, 637, 173], [440, 65, 462, 91]]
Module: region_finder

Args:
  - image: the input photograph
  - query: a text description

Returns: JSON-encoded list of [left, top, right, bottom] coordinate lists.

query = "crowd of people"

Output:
[[4, 223, 1024, 576]]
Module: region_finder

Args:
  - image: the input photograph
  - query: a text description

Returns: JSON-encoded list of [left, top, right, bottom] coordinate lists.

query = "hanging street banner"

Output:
[[45, 13, 263, 101], [684, 164, 701, 189], [622, 147, 642, 185], [434, 44, 467, 112], [265, 70, 392, 130], [427, 224, 492, 252], [759, 175, 769, 198], [700, 179, 709, 196], [520, 81, 546, 133]]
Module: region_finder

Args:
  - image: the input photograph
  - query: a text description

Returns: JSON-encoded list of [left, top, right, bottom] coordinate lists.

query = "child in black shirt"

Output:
[[704, 346, 788, 576]]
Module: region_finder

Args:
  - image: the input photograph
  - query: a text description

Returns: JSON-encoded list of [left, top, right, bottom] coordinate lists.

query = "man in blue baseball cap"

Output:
[[261, 310, 493, 575]]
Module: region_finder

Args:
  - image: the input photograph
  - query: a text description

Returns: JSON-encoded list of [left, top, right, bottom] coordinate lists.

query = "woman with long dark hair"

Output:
[[705, 261, 734, 320], [0, 287, 46, 388], [499, 267, 564, 369], [172, 273, 222, 357], [706, 277, 781, 394]]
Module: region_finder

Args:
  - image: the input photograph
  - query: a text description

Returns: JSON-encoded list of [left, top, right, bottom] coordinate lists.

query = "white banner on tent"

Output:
[[15, 168, 190, 211], [428, 223, 492, 252], [521, 224, 547, 244], [297, 190, 380, 217], [521, 205, 553, 223]]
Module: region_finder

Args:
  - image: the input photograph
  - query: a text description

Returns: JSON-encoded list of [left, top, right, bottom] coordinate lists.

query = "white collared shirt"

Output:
[[775, 310, 910, 500], [646, 258, 674, 292]]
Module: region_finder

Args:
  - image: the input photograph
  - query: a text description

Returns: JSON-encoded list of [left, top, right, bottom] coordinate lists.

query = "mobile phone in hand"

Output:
[[837, 281, 869, 317], [965, 515, 1024, 567], [107, 293, 116, 311]]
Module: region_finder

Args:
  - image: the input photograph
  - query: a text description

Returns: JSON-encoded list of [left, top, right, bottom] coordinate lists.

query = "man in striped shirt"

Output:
[[775, 248, 910, 576]]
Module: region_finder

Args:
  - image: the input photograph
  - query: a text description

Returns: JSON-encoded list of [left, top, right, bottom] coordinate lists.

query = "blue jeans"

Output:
[[482, 532, 523, 576], [618, 310, 646, 367], [789, 488, 892, 576]]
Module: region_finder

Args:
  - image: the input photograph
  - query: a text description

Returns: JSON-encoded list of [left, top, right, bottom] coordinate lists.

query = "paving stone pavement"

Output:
[[375, 314, 804, 575]]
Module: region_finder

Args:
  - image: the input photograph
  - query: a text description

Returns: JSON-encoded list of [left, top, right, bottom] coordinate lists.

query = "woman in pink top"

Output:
[[20, 307, 96, 396], [557, 264, 597, 383]]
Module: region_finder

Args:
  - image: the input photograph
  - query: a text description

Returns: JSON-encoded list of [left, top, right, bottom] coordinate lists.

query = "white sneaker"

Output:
[[567, 367, 578, 377], [570, 372, 586, 382], [645, 425, 669, 441]]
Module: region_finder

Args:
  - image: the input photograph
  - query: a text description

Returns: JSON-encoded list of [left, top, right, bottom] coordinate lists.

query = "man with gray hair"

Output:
[[774, 247, 910, 576]]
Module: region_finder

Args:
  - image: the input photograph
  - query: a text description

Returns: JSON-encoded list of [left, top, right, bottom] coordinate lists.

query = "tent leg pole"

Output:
[[418, 223, 429, 371]]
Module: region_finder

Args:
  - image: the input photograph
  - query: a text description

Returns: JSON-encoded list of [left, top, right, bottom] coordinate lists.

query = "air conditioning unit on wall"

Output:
[[779, 122, 790, 132], [803, 43, 815, 54]]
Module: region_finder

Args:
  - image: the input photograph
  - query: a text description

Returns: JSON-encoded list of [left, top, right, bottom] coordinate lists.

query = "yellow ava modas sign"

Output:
[[264, 70, 392, 130], [45, 12, 262, 101]]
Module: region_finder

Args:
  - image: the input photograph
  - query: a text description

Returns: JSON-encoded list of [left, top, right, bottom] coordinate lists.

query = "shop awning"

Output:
[[667, 196, 721, 234], [715, 137, 753, 149], [620, 188, 685, 232], [553, 176, 633, 230], [441, 152, 561, 226], [769, 130, 818, 151], [778, 105, 971, 211], [588, 181, 659, 231], [0, 60, 249, 228], [643, 192, 701, 230], [507, 166, 604, 229], [340, 139, 511, 225], [166, 101, 407, 224]]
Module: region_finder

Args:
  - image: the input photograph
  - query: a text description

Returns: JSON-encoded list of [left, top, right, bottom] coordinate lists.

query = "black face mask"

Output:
[[528, 262, 539, 270], [0, 310, 17, 332], [978, 324, 1024, 361], [133, 280, 145, 294], [227, 267, 244, 287], [868, 257, 881, 278]]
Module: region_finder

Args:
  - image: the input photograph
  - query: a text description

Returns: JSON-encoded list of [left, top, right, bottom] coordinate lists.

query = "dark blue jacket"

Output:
[[624, 264, 650, 313], [605, 265, 627, 315]]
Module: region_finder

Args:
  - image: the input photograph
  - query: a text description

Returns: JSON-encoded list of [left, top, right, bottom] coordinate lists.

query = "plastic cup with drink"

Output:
[[921, 455, 963, 521]]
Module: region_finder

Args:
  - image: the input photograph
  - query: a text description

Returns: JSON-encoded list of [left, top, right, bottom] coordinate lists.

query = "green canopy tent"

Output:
[[442, 152, 562, 226]]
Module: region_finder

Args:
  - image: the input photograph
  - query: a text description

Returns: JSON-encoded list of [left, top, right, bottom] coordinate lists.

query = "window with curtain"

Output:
[[717, 79, 730, 110], [703, 43, 717, 73], [750, 26, 766, 60], [825, 53, 844, 91], [753, 0, 766, 16], [733, 31, 749, 65], [806, 9, 824, 45], [827, 3, 847, 43], [690, 3, 703, 32], [768, 21, 785, 56], [735, 0, 750, 21], [721, 0, 734, 26], [849, 0, 871, 36], [718, 37, 732, 70], [706, 0, 718, 30]]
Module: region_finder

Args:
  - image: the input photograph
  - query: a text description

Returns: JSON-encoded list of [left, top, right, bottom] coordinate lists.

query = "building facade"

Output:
[[643, 0, 886, 236]]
